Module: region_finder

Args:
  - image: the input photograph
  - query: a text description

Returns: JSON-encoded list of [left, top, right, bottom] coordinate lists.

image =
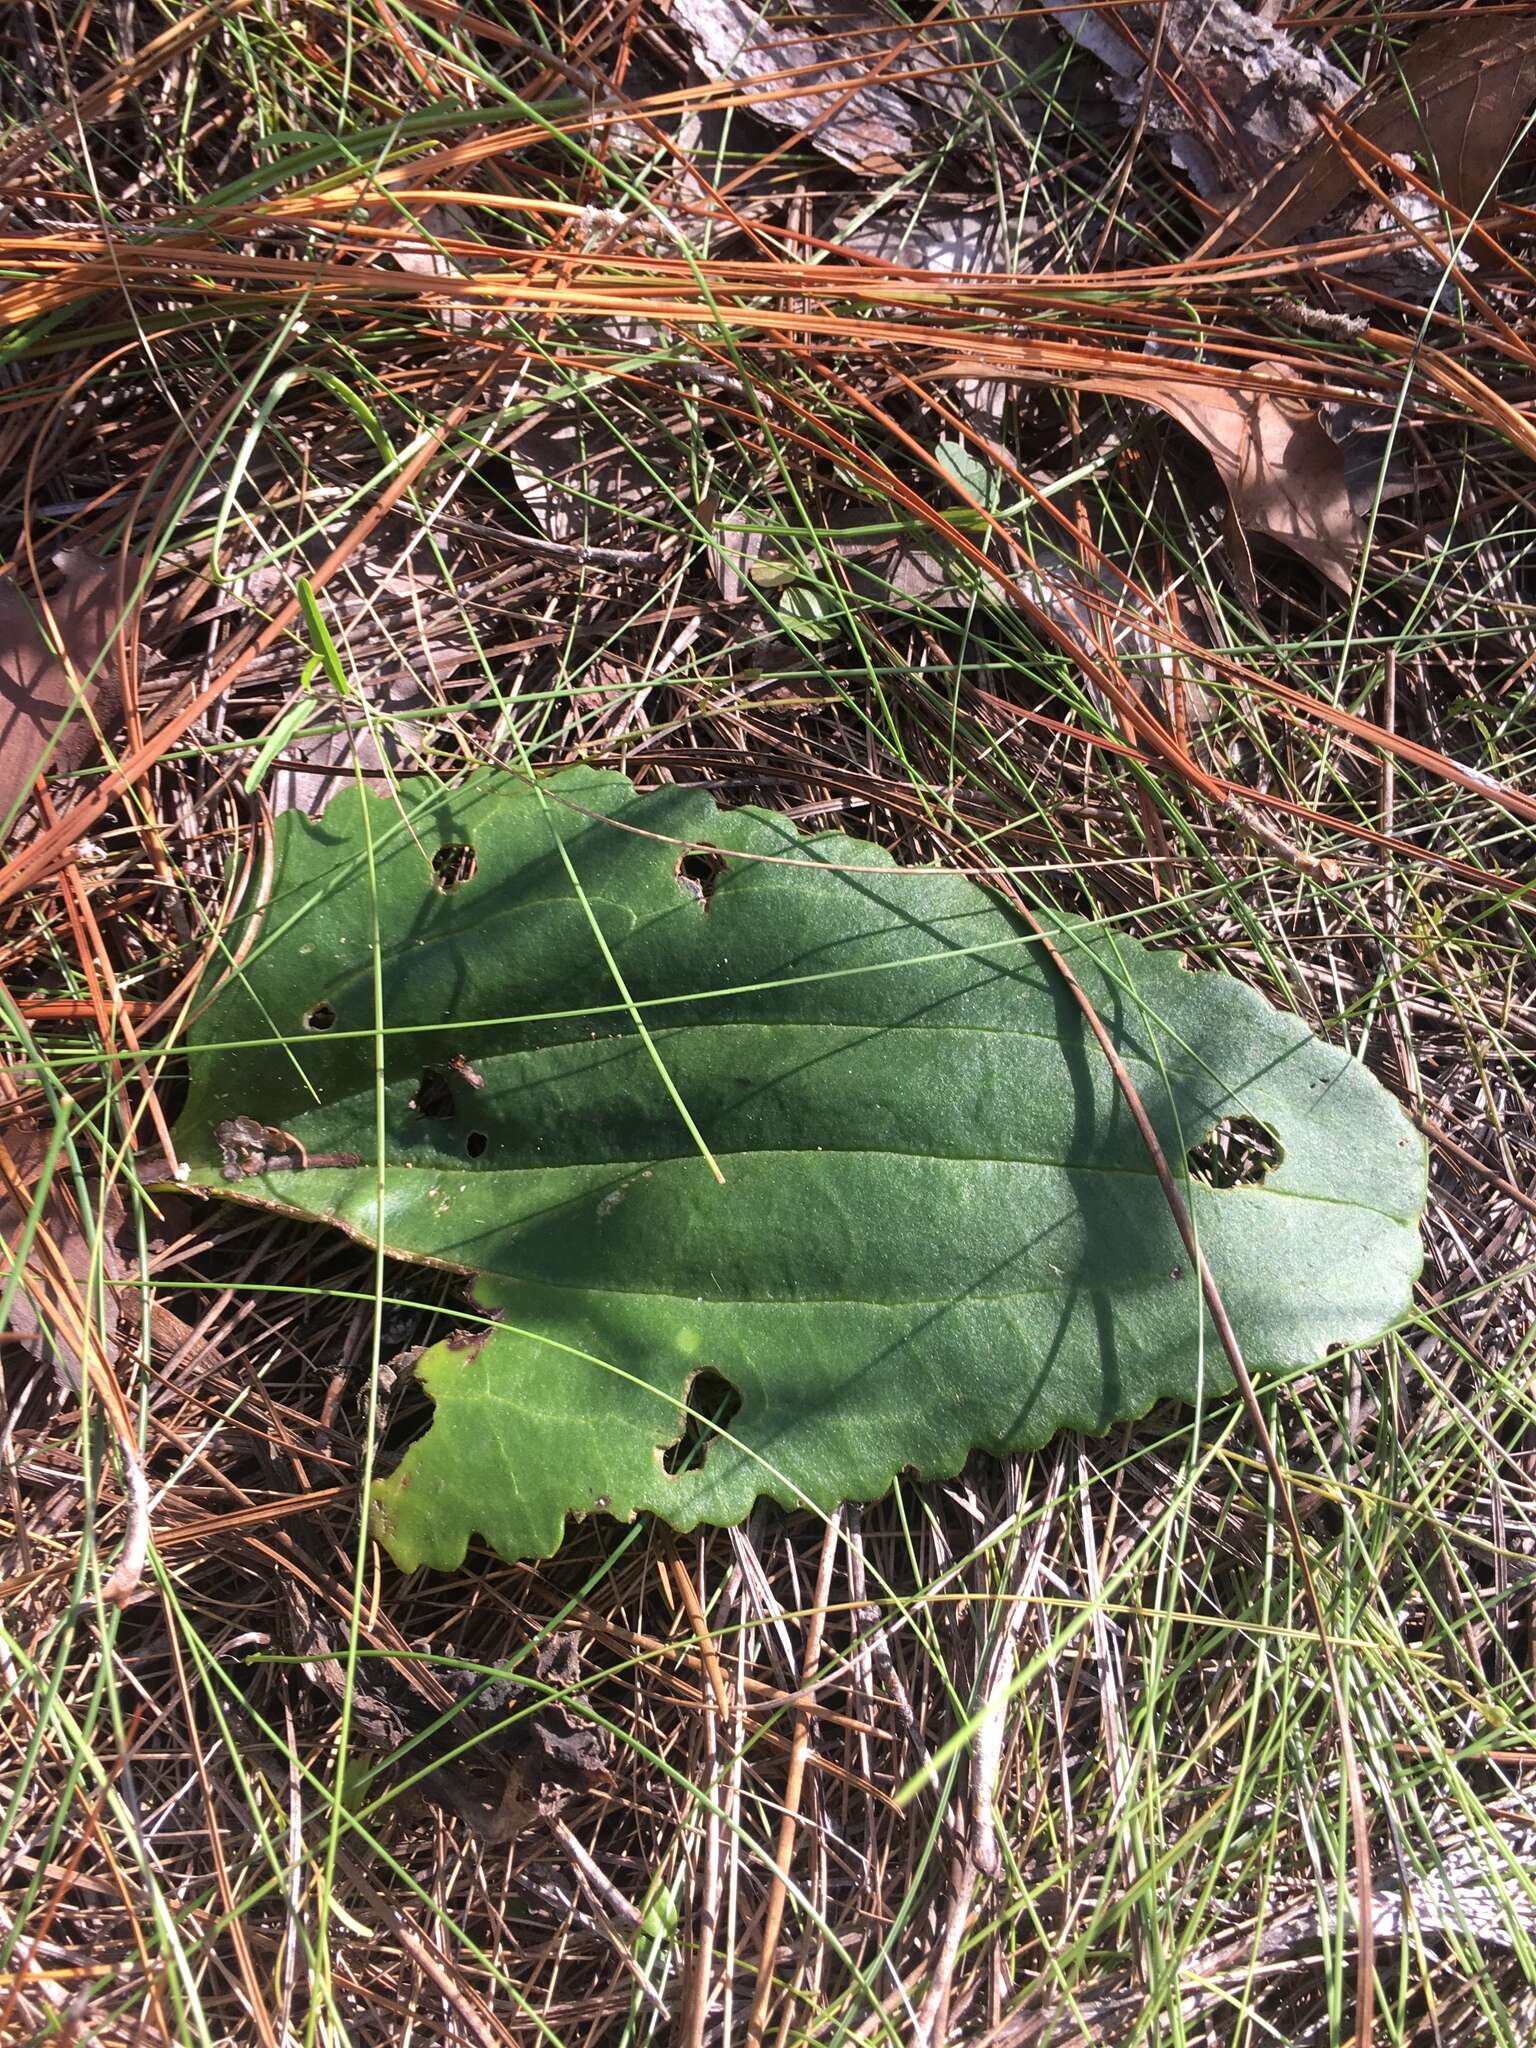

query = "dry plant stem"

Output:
[[837, 348, 1534, 839], [0, 3, 250, 198], [673, 1534, 732, 2032], [335, 1851, 506, 2048], [161, 1603, 276, 2048], [672, 1551, 733, 1720], [98, 1446, 150, 1609], [651, 707, 1514, 897], [1411, 1110, 1536, 1222], [0, 1484, 354, 1609], [148, 797, 275, 1038], [4, 8, 1525, 2034], [0, 1132, 149, 1607], [10, 1000, 155, 1022], [745, 1512, 842, 2048], [28, 783, 182, 1175], [977, 680, 1520, 894], [546, 1810, 643, 1934], [724, 1629, 748, 2047], [1317, 120, 1527, 344], [680, 1547, 725, 2048], [1015, 907, 1378, 2048], [971, 1462, 1059, 1881], [1089, 0, 1173, 269], [916, 1855, 978, 2047], [1218, 793, 1344, 880]]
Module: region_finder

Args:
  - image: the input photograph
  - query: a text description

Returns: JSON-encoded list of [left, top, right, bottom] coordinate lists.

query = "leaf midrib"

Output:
[[285, 1144, 1411, 1221]]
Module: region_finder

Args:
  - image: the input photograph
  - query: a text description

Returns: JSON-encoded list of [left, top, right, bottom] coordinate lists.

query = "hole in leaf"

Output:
[[465, 1130, 488, 1159], [676, 848, 726, 908], [663, 1370, 742, 1476], [410, 1067, 454, 1119], [305, 1002, 336, 1032], [379, 1371, 436, 1461], [433, 843, 477, 891], [1187, 1116, 1282, 1189]]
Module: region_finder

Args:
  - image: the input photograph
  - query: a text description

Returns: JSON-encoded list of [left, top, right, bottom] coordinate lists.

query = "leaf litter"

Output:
[[6, 6, 1535, 2039], [1112, 356, 1360, 591], [0, 550, 126, 830], [667, 0, 933, 171], [666, 0, 1052, 172], [1049, 0, 1355, 200], [1215, 8, 1536, 250], [0, 1119, 129, 1393]]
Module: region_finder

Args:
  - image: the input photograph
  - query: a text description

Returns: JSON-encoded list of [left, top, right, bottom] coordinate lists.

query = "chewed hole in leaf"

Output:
[[465, 1130, 488, 1159], [676, 848, 726, 908], [1187, 1116, 1282, 1189], [432, 842, 477, 891], [379, 1370, 435, 1460], [663, 1370, 742, 1476], [305, 1001, 336, 1032], [410, 1066, 454, 1119]]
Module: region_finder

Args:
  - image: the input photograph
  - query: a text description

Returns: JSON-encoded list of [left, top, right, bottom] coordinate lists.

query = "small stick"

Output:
[[915, 1856, 977, 2047], [746, 1514, 841, 2048]]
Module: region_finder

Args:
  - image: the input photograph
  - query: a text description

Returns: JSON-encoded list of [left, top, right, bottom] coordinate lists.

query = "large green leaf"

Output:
[[173, 769, 1425, 1569]]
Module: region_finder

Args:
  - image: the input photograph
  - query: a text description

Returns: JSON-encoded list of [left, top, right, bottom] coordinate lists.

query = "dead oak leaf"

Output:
[[0, 550, 124, 829], [1105, 362, 1359, 592], [936, 357, 1360, 590], [0, 1121, 130, 1392]]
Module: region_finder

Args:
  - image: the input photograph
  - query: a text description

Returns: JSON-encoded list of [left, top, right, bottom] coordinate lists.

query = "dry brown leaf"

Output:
[[0, 1122, 129, 1392], [1104, 362, 1358, 591], [1417, 19, 1536, 215], [0, 550, 125, 829], [939, 356, 1360, 588], [1215, 12, 1536, 251]]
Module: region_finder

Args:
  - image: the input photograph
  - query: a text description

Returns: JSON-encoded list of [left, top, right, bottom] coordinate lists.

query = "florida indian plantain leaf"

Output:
[[174, 770, 1425, 1569]]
